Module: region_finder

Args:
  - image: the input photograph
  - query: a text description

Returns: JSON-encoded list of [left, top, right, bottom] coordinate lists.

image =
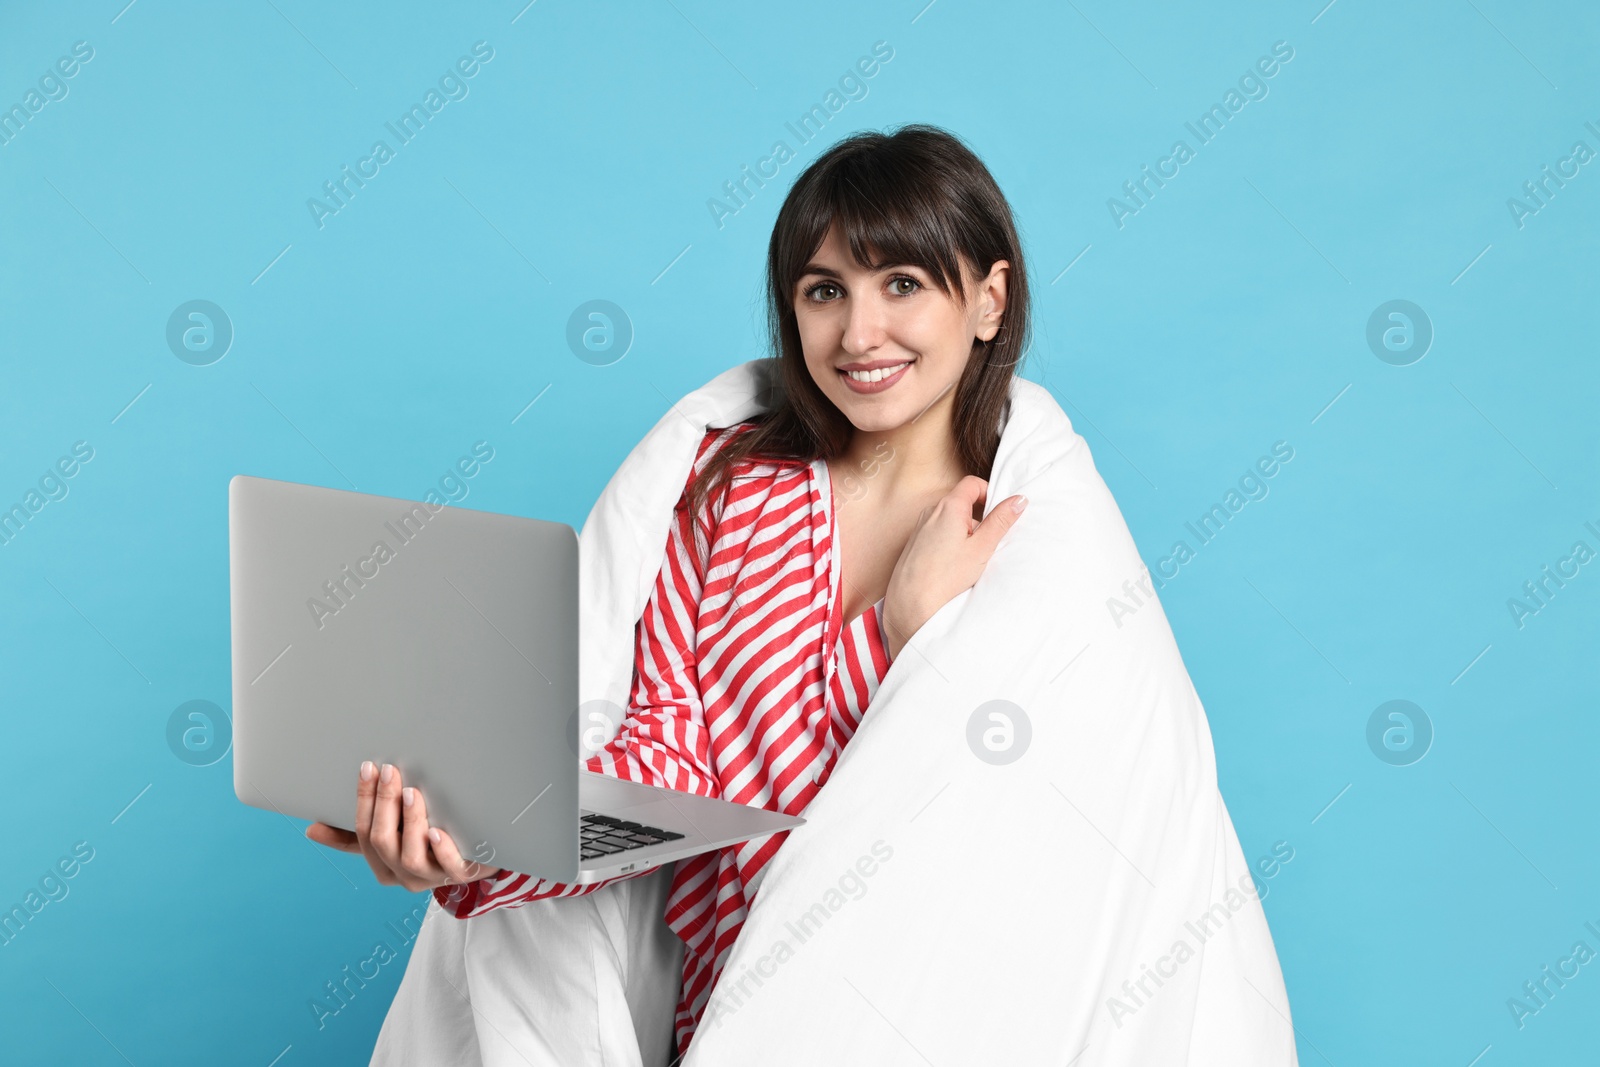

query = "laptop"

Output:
[[228, 474, 803, 884]]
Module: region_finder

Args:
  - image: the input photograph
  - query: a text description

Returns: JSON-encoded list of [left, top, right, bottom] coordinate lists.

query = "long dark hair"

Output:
[[687, 123, 1032, 522]]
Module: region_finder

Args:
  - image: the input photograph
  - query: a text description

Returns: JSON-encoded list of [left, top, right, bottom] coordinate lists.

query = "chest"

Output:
[[826, 462, 918, 629]]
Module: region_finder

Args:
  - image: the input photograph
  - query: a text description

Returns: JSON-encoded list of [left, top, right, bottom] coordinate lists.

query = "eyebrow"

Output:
[[797, 260, 921, 280]]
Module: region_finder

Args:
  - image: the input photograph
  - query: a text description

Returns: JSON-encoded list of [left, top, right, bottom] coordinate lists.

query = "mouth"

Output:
[[837, 359, 912, 395]]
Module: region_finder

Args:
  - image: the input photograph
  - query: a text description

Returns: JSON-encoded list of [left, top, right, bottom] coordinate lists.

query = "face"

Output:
[[793, 224, 1007, 434]]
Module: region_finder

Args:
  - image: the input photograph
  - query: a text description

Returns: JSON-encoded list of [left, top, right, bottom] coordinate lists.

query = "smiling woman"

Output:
[[687, 125, 1031, 657], [693, 124, 1028, 509], [351, 124, 1039, 1064]]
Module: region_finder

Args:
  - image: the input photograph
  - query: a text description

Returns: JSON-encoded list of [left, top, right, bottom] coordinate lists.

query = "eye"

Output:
[[800, 274, 922, 303]]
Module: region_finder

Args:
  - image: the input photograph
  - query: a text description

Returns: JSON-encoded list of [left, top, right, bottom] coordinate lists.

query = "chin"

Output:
[[835, 399, 917, 433]]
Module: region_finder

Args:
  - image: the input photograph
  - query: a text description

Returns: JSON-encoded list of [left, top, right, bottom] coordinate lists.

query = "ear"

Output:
[[976, 260, 1010, 341]]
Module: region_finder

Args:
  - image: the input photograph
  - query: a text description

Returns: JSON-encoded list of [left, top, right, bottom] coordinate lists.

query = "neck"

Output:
[[837, 387, 965, 501]]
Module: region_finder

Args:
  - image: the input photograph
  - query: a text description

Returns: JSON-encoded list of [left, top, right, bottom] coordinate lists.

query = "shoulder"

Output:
[[674, 423, 751, 533], [679, 420, 808, 527], [690, 422, 758, 473], [685, 420, 807, 488]]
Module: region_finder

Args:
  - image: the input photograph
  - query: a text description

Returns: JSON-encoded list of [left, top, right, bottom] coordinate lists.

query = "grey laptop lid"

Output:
[[229, 474, 585, 881]]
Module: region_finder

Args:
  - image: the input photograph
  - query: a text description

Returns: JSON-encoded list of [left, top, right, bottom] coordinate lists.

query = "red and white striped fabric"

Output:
[[433, 420, 892, 1058]]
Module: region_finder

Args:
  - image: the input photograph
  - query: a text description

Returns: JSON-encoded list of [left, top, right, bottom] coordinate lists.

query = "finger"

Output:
[[353, 760, 396, 884], [937, 476, 989, 532], [946, 474, 989, 508], [399, 784, 446, 887], [427, 826, 495, 885], [970, 493, 1028, 554], [354, 760, 377, 838], [369, 762, 405, 875], [305, 822, 361, 853]]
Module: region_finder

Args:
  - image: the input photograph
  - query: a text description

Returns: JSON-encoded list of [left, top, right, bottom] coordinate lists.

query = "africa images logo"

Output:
[[306, 42, 495, 229], [305, 442, 495, 631]]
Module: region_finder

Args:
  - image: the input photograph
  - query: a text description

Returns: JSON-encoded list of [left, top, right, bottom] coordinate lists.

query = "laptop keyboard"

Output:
[[580, 812, 685, 861]]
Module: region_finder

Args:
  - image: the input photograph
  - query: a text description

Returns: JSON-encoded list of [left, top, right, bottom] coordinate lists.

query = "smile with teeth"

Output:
[[843, 362, 910, 383]]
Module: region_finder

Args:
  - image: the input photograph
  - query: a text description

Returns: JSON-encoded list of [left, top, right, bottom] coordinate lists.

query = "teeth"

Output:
[[845, 363, 908, 383]]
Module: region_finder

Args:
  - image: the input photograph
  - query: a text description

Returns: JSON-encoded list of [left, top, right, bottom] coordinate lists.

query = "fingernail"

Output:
[[428, 828, 441, 845], [360, 761, 375, 781], [380, 763, 394, 784], [403, 787, 415, 807], [1012, 495, 1028, 513]]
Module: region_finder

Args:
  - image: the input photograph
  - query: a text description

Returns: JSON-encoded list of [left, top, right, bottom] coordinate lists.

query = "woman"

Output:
[[308, 123, 1031, 1058]]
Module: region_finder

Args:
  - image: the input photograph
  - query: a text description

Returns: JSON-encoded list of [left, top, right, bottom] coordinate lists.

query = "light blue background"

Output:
[[2, 1, 1596, 1063]]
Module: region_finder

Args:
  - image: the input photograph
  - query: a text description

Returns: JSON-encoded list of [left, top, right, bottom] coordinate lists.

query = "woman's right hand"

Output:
[[305, 760, 496, 893], [881, 475, 1027, 660]]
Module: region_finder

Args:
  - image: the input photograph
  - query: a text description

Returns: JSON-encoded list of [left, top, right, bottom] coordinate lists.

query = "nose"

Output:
[[840, 292, 889, 357]]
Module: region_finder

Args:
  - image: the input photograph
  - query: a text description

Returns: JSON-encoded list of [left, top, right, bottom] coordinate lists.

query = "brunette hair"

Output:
[[686, 123, 1031, 522]]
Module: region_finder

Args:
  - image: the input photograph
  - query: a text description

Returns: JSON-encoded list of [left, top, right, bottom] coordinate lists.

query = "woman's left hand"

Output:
[[306, 761, 494, 892]]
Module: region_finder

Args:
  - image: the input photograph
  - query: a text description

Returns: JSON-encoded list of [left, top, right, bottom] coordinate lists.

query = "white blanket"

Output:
[[380, 357, 1298, 1065], [587, 356, 1296, 1065]]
